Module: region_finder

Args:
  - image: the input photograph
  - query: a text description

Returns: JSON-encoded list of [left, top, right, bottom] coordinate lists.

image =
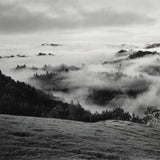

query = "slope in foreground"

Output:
[[0, 114, 159, 160]]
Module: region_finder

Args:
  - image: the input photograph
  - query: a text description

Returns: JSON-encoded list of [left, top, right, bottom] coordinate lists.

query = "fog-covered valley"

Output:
[[1, 42, 160, 116]]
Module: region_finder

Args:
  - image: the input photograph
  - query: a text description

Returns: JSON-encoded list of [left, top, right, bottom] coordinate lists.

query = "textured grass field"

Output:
[[0, 114, 160, 160]]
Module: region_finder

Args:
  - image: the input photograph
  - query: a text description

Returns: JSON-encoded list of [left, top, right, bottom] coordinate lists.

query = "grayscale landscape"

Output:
[[0, 0, 160, 160]]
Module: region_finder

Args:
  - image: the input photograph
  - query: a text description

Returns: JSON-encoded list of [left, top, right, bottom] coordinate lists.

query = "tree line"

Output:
[[0, 70, 142, 123]]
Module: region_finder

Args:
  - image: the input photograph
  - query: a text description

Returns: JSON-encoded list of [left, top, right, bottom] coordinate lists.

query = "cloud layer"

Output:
[[0, 0, 156, 33]]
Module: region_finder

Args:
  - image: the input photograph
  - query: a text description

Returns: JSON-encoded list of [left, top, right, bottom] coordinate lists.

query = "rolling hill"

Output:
[[0, 114, 159, 160]]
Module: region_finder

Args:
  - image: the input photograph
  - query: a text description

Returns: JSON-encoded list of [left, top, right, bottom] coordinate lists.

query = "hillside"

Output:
[[0, 114, 160, 160], [0, 70, 135, 122]]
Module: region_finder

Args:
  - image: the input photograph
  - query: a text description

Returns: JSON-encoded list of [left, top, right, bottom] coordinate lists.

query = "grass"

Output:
[[0, 114, 160, 160]]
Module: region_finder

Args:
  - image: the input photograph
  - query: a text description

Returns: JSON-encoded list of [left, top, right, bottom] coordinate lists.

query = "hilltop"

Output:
[[0, 114, 159, 160]]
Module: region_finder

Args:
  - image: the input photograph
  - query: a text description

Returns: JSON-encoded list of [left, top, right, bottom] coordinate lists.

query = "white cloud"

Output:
[[0, 0, 160, 44], [0, 0, 156, 33]]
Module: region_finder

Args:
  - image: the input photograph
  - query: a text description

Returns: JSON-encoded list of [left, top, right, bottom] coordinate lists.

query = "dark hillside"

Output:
[[0, 71, 138, 122]]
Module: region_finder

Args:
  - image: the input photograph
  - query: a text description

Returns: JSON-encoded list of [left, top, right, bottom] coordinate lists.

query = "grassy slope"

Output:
[[0, 114, 160, 160]]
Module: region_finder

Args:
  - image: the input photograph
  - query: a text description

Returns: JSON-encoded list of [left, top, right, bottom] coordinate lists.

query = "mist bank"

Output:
[[0, 70, 142, 123], [28, 51, 160, 115], [1, 42, 160, 116]]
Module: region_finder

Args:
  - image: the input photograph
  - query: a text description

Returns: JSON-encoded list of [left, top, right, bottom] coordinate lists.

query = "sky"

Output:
[[0, 0, 160, 45]]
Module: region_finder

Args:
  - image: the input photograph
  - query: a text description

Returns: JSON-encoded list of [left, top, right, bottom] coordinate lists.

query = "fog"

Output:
[[0, 42, 160, 116]]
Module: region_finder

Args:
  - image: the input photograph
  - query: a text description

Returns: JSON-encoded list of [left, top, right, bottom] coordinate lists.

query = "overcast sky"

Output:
[[0, 0, 160, 44]]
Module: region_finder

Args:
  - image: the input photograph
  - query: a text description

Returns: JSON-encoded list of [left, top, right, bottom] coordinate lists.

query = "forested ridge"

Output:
[[0, 70, 141, 123]]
